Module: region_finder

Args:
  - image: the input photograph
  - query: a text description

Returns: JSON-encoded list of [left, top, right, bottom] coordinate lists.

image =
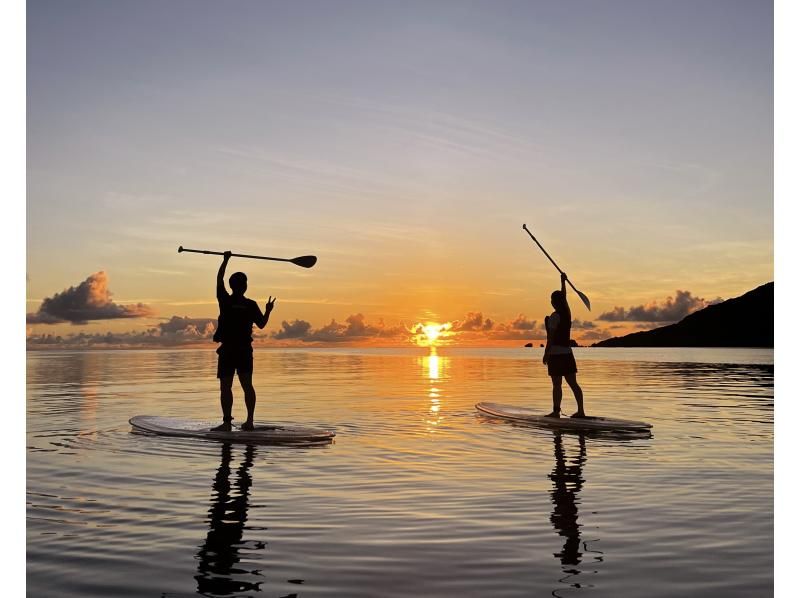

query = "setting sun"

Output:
[[423, 325, 443, 343], [410, 322, 453, 347]]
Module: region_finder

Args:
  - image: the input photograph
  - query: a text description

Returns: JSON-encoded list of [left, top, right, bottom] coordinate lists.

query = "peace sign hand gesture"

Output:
[[265, 296, 277, 313]]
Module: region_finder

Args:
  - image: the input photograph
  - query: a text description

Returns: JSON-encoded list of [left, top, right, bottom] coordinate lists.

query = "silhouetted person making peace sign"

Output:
[[212, 251, 276, 431]]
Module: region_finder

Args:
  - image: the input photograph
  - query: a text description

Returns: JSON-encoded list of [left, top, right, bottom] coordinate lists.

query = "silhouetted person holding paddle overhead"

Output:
[[543, 272, 586, 418], [212, 251, 276, 431]]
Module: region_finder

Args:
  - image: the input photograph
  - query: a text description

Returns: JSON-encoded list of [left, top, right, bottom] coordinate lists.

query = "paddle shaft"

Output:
[[179, 246, 296, 264], [521, 225, 582, 296]]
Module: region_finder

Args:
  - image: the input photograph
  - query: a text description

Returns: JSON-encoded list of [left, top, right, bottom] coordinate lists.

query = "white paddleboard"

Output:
[[129, 415, 335, 445], [475, 402, 651, 432]]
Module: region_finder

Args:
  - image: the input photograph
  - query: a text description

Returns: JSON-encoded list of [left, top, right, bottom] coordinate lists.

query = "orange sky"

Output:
[[26, 2, 772, 348]]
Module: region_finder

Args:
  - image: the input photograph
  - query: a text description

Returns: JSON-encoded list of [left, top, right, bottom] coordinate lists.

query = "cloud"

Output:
[[445, 313, 542, 342], [27, 312, 409, 348], [27, 314, 216, 349], [597, 290, 712, 322], [25, 306, 622, 348], [309, 319, 349, 342], [477, 314, 540, 340], [342, 313, 383, 336], [452, 312, 494, 331], [510, 314, 538, 330], [271, 313, 406, 343], [157, 316, 216, 339], [272, 319, 313, 339], [450, 313, 608, 343], [27, 272, 155, 325]]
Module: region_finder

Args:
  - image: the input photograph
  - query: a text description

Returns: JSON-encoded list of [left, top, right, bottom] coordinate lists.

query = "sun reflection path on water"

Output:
[[427, 351, 440, 381], [421, 349, 449, 431]]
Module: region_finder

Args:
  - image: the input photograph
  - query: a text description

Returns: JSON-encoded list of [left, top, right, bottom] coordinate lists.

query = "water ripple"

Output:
[[27, 348, 772, 597]]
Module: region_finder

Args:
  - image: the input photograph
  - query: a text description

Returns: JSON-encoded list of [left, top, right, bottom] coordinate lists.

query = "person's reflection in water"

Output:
[[195, 443, 264, 596], [549, 432, 588, 589]]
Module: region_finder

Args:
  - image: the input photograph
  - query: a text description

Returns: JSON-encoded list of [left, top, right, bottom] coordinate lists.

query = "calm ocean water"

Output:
[[26, 347, 773, 597]]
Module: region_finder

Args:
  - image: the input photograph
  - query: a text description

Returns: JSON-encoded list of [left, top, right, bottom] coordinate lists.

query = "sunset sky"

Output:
[[26, 0, 773, 347]]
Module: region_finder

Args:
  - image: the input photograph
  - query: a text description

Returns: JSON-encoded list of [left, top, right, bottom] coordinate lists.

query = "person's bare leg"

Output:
[[212, 376, 235, 431], [547, 375, 562, 417], [565, 374, 585, 417], [239, 372, 256, 430]]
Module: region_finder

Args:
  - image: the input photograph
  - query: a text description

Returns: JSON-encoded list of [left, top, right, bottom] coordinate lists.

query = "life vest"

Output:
[[546, 311, 571, 347]]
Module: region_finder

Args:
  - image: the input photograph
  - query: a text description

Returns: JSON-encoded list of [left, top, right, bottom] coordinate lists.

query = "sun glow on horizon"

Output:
[[410, 321, 453, 347]]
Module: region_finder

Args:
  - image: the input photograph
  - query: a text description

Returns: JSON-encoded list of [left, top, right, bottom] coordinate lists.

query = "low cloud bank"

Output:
[[272, 313, 405, 343], [27, 272, 154, 324], [287, 312, 550, 345], [158, 316, 216, 339], [598, 290, 717, 322], [27, 316, 216, 348], [451, 312, 494, 332], [28, 310, 618, 348]]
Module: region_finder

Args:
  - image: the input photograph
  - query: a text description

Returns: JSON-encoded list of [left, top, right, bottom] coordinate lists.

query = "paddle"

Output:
[[521, 224, 591, 311], [178, 246, 318, 269]]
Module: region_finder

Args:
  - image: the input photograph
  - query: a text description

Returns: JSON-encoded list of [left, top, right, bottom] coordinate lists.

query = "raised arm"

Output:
[[216, 251, 232, 299], [561, 272, 571, 318]]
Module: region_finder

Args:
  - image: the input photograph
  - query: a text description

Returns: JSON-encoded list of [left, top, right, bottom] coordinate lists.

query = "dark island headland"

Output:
[[592, 282, 773, 348]]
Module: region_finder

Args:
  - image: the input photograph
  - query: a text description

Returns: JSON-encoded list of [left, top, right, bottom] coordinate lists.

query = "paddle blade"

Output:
[[576, 289, 591, 311], [291, 255, 318, 268]]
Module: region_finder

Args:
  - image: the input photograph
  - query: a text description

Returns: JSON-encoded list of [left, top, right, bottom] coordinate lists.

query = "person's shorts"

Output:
[[547, 352, 578, 377], [216, 345, 253, 379]]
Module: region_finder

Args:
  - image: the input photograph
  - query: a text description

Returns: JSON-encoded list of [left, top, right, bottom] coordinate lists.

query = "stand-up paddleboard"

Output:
[[475, 402, 651, 432], [129, 415, 335, 445]]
